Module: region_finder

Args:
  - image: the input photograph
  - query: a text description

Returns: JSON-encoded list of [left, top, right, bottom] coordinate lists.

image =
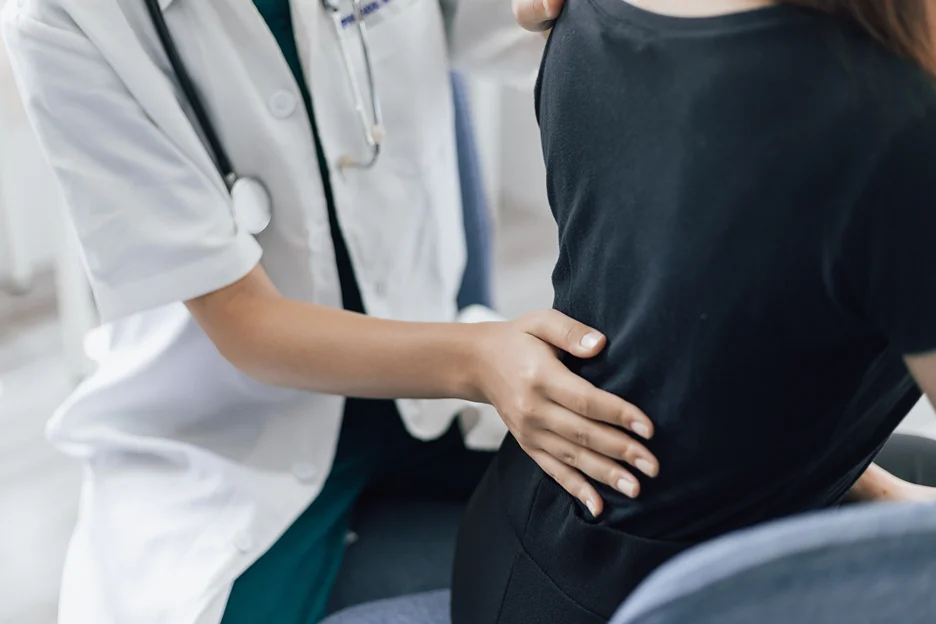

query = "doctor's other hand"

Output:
[[467, 310, 658, 517], [513, 0, 565, 32]]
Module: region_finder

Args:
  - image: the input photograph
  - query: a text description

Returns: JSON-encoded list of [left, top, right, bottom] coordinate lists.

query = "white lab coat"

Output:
[[1, 0, 543, 621]]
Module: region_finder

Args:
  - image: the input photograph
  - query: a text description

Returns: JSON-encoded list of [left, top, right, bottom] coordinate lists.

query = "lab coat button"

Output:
[[234, 532, 253, 553], [374, 280, 387, 297], [292, 462, 318, 483], [268, 90, 298, 119]]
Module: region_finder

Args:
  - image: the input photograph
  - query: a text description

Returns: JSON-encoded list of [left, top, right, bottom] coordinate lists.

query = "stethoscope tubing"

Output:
[[142, 0, 385, 235], [144, 0, 236, 185]]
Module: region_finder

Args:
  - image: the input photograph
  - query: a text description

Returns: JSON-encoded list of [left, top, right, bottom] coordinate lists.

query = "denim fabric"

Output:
[[614, 502, 936, 624], [324, 502, 936, 624], [322, 591, 450, 624]]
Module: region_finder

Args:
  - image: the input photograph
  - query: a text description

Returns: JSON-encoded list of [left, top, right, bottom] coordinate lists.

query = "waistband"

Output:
[[496, 436, 696, 618]]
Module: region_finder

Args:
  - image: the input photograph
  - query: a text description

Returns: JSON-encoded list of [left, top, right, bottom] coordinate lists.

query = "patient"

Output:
[[451, 1, 936, 622]]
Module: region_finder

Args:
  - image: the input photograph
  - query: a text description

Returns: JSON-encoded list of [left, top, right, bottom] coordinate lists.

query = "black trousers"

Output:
[[451, 433, 936, 624]]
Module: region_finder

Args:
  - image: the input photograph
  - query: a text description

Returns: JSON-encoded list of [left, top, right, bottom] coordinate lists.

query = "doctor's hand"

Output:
[[468, 310, 658, 517], [513, 0, 565, 32]]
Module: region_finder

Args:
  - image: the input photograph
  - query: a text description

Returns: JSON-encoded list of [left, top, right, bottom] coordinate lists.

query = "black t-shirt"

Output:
[[535, 0, 936, 540]]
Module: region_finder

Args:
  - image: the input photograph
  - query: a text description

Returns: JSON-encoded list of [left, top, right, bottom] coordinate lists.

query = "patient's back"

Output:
[[535, 1, 936, 540]]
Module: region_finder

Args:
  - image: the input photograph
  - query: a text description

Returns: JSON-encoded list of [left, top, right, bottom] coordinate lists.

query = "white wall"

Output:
[[497, 86, 549, 216], [0, 7, 63, 287]]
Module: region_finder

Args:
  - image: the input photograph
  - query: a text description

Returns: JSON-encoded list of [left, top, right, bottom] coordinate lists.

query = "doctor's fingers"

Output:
[[517, 308, 608, 359], [542, 361, 656, 442], [531, 401, 658, 480], [525, 447, 605, 517], [535, 429, 644, 502], [512, 0, 565, 31]]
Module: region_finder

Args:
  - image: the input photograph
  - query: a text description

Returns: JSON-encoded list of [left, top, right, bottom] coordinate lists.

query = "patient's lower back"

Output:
[[536, 1, 932, 540]]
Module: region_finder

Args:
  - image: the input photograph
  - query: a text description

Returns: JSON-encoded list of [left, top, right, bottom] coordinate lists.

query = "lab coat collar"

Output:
[[159, 0, 177, 10]]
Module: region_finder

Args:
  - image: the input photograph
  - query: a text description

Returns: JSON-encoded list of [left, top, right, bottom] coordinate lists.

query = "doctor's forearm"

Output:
[[234, 299, 483, 399], [187, 266, 482, 400]]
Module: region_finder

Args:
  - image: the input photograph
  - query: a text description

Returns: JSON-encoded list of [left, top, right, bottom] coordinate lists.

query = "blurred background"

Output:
[[1, 5, 934, 622]]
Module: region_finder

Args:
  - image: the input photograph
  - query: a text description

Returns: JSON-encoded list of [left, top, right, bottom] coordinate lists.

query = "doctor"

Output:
[[3, 0, 659, 622]]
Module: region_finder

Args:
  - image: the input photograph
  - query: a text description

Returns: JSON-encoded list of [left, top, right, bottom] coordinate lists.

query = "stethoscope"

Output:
[[143, 0, 385, 235]]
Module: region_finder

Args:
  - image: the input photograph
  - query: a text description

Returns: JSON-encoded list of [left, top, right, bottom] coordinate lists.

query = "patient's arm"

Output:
[[846, 352, 936, 503], [847, 463, 936, 502], [906, 351, 936, 401]]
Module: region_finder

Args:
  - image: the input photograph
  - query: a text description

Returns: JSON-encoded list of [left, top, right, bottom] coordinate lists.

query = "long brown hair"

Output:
[[785, 1, 936, 75]]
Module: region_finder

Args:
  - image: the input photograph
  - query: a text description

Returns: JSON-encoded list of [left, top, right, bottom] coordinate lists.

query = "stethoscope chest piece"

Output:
[[231, 177, 272, 235], [144, 0, 272, 236]]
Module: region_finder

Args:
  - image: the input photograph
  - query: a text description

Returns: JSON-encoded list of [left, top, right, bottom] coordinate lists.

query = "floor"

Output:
[[1, 205, 934, 623], [0, 277, 79, 624]]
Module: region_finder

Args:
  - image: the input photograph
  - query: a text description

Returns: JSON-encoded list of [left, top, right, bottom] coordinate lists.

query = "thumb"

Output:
[[514, 0, 563, 32], [521, 310, 606, 358]]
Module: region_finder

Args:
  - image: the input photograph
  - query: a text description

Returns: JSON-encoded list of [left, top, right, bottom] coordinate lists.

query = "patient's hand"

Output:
[[512, 0, 565, 32], [892, 482, 936, 502], [848, 463, 936, 503]]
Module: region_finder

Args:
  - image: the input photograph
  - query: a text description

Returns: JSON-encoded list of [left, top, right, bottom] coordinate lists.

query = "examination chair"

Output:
[[611, 501, 936, 624], [322, 501, 936, 624]]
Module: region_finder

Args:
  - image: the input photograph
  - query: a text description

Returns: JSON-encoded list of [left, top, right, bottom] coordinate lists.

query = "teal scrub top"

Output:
[[254, 0, 313, 114], [223, 6, 489, 623], [222, 3, 403, 622]]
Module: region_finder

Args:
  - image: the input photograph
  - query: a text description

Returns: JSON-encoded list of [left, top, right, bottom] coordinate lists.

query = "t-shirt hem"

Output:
[[899, 342, 936, 358]]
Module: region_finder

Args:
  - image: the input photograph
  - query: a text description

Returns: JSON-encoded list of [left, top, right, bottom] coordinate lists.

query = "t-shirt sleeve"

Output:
[[3, 6, 262, 323], [846, 106, 936, 356]]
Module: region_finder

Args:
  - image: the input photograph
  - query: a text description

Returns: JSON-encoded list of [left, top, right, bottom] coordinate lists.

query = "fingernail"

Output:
[[636, 458, 658, 478], [631, 421, 652, 439], [580, 332, 602, 349], [617, 478, 639, 498], [585, 499, 599, 517]]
